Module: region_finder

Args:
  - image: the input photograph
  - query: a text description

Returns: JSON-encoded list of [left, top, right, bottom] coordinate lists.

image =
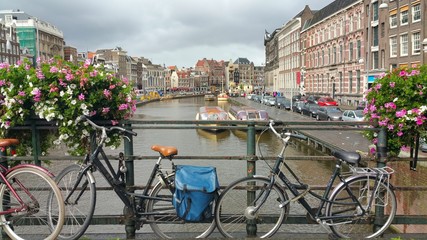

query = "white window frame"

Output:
[[390, 14, 397, 28], [412, 4, 421, 22], [412, 32, 421, 55], [400, 10, 408, 25], [400, 34, 408, 56], [390, 36, 397, 57]]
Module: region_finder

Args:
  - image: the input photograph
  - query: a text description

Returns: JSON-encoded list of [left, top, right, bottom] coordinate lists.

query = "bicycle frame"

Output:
[[64, 140, 174, 217], [262, 122, 380, 224], [0, 164, 55, 215]]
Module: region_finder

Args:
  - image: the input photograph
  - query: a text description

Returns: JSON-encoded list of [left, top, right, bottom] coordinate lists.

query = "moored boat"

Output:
[[228, 106, 269, 121], [195, 106, 229, 132], [217, 92, 229, 102], [204, 94, 216, 101]]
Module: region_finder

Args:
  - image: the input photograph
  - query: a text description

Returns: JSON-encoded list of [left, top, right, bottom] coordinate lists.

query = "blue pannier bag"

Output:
[[172, 165, 219, 222]]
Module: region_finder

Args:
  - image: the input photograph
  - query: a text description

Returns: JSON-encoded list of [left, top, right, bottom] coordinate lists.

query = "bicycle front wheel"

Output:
[[146, 174, 216, 239], [214, 176, 289, 238], [0, 166, 65, 240], [326, 175, 397, 238], [52, 164, 96, 240]]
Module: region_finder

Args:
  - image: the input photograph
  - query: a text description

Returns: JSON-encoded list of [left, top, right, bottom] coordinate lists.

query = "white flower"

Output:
[[71, 100, 77, 105], [70, 84, 76, 89], [67, 120, 73, 126], [393, 97, 398, 102], [82, 109, 89, 115], [53, 139, 61, 145], [80, 103, 87, 110]]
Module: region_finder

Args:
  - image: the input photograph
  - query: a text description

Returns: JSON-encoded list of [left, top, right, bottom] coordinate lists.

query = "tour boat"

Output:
[[195, 106, 229, 132], [228, 106, 269, 121], [204, 94, 216, 101], [217, 92, 229, 102]]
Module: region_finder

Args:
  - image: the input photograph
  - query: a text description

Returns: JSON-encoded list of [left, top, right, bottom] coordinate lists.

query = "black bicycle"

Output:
[[50, 115, 216, 239], [214, 120, 396, 238]]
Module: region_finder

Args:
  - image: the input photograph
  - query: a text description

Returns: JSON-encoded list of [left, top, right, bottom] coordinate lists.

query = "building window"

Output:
[[349, 42, 353, 61], [348, 71, 353, 93], [357, 40, 361, 60], [412, 32, 421, 55], [412, 4, 421, 22], [390, 36, 397, 57], [400, 34, 408, 56], [400, 9, 408, 25], [372, 2, 379, 21], [373, 51, 379, 69], [356, 70, 361, 94], [373, 26, 379, 46], [340, 44, 343, 63], [339, 72, 343, 93], [333, 46, 337, 64], [390, 14, 397, 28]]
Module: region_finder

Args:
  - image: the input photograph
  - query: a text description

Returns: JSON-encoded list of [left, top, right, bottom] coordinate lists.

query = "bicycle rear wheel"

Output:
[[0, 166, 65, 240], [214, 176, 289, 238], [326, 175, 397, 238], [52, 164, 96, 240], [146, 174, 216, 239]]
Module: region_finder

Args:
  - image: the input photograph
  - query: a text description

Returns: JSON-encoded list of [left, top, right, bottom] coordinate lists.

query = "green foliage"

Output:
[[364, 65, 427, 156], [0, 58, 136, 156]]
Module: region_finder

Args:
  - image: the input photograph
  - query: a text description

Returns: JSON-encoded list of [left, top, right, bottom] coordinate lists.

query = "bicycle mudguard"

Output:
[[5, 164, 55, 177]]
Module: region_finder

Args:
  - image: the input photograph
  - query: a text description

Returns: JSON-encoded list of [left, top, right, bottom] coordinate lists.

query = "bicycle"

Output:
[[214, 120, 397, 238], [51, 115, 216, 239], [0, 138, 65, 240]]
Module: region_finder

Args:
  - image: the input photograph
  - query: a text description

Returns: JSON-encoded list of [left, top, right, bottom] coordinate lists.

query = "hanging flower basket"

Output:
[[0, 58, 136, 155]]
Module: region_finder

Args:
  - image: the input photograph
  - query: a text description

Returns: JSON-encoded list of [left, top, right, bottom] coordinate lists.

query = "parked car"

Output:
[[420, 138, 427, 152], [246, 94, 256, 100], [317, 97, 338, 106], [292, 94, 302, 102], [275, 97, 291, 110], [342, 109, 365, 122], [253, 95, 262, 103], [356, 101, 366, 110], [266, 97, 276, 106], [301, 102, 320, 118], [262, 96, 273, 105], [316, 106, 343, 121], [292, 101, 304, 113], [306, 95, 321, 104]]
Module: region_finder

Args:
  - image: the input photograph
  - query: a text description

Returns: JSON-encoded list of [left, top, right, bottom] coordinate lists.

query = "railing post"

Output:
[[246, 122, 257, 237], [375, 127, 387, 230], [376, 127, 387, 168], [31, 119, 41, 166], [123, 122, 136, 239]]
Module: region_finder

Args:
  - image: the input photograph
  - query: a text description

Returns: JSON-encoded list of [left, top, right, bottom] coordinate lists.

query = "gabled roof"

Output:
[[234, 58, 251, 65], [302, 0, 359, 31]]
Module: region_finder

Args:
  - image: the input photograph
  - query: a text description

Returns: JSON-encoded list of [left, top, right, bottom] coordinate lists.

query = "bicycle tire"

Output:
[[52, 164, 97, 240], [214, 176, 289, 238], [326, 175, 397, 238], [0, 166, 65, 240], [146, 174, 216, 239]]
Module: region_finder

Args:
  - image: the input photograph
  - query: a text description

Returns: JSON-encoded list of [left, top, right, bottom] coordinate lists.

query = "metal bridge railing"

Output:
[[3, 119, 427, 237]]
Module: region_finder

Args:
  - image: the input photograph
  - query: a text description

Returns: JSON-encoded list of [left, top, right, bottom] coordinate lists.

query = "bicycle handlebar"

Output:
[[269, 120, 307, 141], [76, 115, 138, 137]]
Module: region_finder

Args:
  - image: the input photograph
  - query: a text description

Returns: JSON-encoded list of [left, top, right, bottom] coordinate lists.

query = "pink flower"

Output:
[[50, 66, 59, 73], [90, 70, 98, 77], [65, 73, 74, 81], [416, 116, 425, 125], [36, 70, 45, 80], [103, 89, 112, 99], [397, 131, 403, 136], [389, 82, 395, 88], [401, 145, 410, 152], [370, 147, 376, 155], [387, 124, 394, 130], [111, 120, 119, 125], [109, 84, 116, 90], [384, 102, 396, 109], [102, 107, 110, 113], [374, 84, 382, 90], [395, 109, 407, 118], [399, 70, 407, 77], [18, 91, 25, 96], [78, 93, 85, 101], [0, 80, 6, 86], [118, 104, 128, 110]]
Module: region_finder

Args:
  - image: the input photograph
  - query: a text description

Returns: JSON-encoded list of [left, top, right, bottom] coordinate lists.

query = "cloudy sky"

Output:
[[3, 0, 333, 68]]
